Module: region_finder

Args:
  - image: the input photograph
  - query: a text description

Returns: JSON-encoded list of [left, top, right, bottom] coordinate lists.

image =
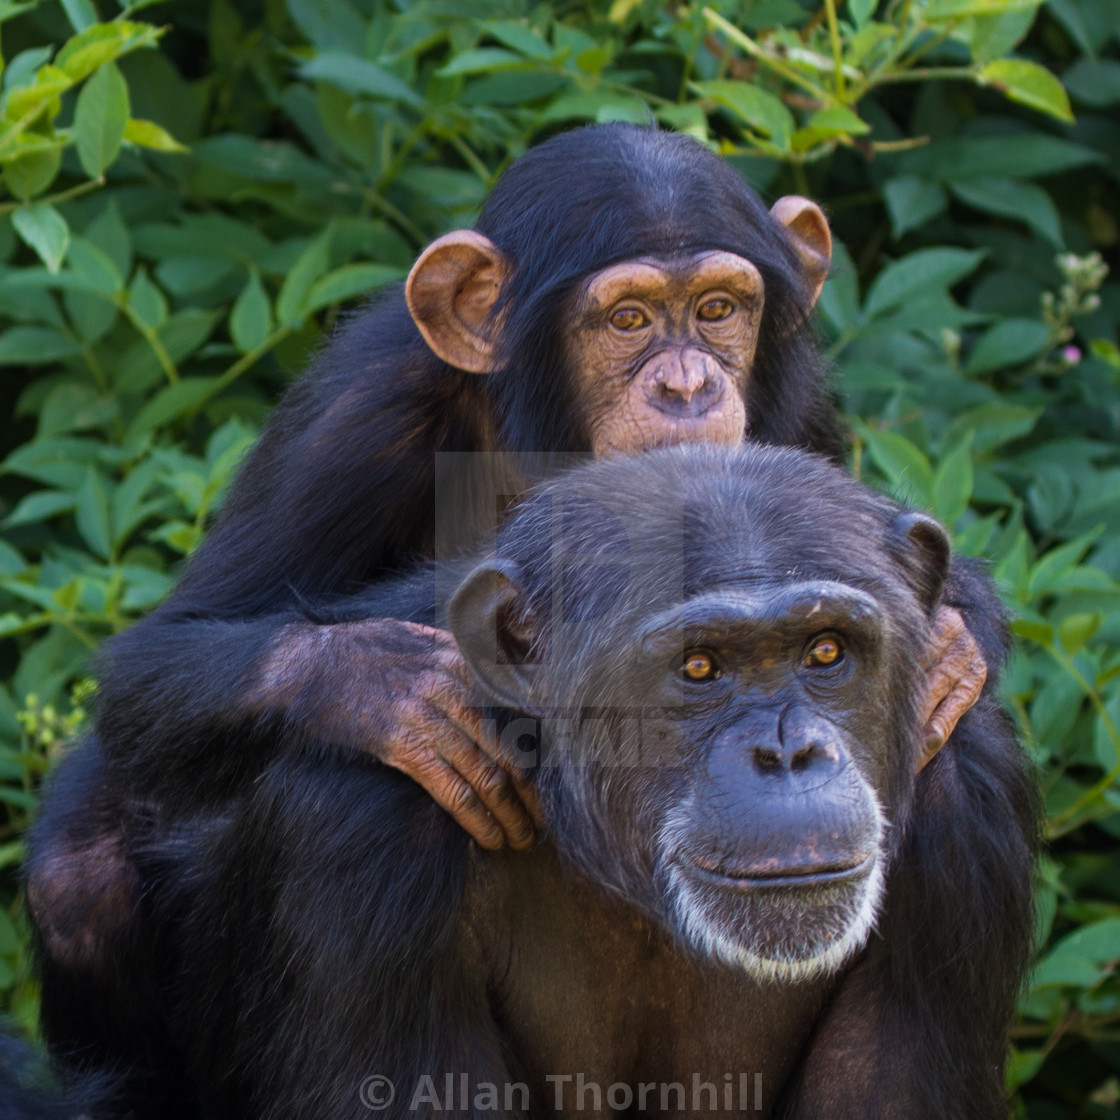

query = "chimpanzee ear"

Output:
[[448, 559, 545, 712], [770, 196, 832, 309], [889, 511, 951, 614], [405, 230, 510, 374]]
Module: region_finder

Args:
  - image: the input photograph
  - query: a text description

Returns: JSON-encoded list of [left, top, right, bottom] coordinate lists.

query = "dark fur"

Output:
[[37, 446, 1036, 1119]]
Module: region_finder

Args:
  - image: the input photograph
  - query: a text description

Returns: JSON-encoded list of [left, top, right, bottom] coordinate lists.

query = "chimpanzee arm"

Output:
[[775, 697, 1039, 1119], [176, 754, 523, 1120], [95, 581, 534, 850]]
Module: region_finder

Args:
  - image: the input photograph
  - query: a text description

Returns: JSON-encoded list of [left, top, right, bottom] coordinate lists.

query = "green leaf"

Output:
[[1009, 617, 1053, 645], [125, 378, 222, 440], [965, 7, 1038, 62], [482, 20, 553, 59], [437, 48, 526, 77], [849, 0, 877, 26], [76, 468, 112, 560], [0, 4, 38, 27], [0, 327, 81, 365], [37, 383, 115, 436], [927, 0, 1039, 18], [230, 268, 273, 354], [12, 203, 70, 273], [1008, 1043, 1048, 1088], [1058, 613, 1102, 656], [3, 490, 76, 527], [304, 264, 403, 317], [59, 0, 98, 32], [276, 229, 334, 328], [894, 135, 1102, 181], [193, 135, 332, 186], [1027, 529, 1102, 600], [965, 319, 1052, 375], [124, 118, 188, 153], [3, 148, 63, 201], [1030, 918, 1120, 988], [460, 71, 568, 107], [689, 80, 794, 150], [299, 53, 422, 105], [540, 92, 647, 124], [67, 236, 124, 295], [55, 22, 162, 83], [74, 61, 130, 178], [883, 177, 948, 238], [287, 0, 367, 53], [932, 438, 974, 524], [804, 106, 870, 136], [978, 59, 1074, 123], [1063, 59, 1120, 107], [861, 428, 934, 505], [949, 178, 1063, 246], [863, 248, 986, 319], [126, 266, 168, 330], [0, 907, 18, 954]]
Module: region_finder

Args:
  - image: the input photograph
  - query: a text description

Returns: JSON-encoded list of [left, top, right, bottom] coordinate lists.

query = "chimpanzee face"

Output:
[[568, 252, 763, 455], [403, 195, 831, 457], [628, 581, 891, 983], [450, 446, 947, 986]]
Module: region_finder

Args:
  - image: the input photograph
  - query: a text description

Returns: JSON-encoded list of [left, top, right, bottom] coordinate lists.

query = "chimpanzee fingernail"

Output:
[[920, 732, 945, 769]]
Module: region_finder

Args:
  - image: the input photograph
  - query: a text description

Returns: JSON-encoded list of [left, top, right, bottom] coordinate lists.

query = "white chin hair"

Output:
[[667, 858, 887, 985]]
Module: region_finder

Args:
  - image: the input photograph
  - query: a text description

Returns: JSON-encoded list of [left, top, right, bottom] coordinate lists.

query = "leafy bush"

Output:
[[0, 1, 1116, 1114]]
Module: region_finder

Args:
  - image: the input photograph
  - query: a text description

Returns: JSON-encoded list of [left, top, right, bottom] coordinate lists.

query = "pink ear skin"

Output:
[[405, 230, 511, 373], [770, 196, 833, 309]]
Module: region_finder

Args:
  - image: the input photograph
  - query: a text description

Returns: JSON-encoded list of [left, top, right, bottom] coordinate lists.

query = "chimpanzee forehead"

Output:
[[578, 251, 764, 311]]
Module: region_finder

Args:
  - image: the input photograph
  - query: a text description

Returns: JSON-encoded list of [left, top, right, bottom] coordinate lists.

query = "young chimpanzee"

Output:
[[27, 125, 995, 1093], [47, 445, 1037, 1119]]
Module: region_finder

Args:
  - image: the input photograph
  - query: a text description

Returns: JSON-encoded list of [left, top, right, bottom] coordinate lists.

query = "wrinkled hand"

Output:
[[268, 618, 540, 850], [918, 606, 987, 771]]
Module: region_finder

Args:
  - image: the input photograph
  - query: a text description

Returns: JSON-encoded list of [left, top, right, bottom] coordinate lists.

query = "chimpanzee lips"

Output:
[[680, 852, 875, 890]]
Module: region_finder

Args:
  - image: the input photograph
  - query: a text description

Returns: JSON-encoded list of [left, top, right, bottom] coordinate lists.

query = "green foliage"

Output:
[[0, 1, 1116, 1114]]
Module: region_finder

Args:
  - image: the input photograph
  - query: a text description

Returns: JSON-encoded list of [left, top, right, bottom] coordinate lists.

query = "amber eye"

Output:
[[803, 634, 844, 669], [697, 298, 734, 322], [610, 307, 649, 332], [680, 649, 721, 682]]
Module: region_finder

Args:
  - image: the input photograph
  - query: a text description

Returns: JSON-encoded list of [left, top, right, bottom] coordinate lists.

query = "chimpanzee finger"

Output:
[[422, 670, 538, 845], [388, 733, 506, 850], [919, 634, 987, 770], [436, 735, 536, 851], [921, 605, 967, 671]]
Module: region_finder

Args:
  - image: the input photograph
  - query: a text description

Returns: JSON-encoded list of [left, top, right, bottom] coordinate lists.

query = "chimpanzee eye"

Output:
[[610, 307, 649, 332], [679, 649, 722, 682], [697, 298, 734, 322], [803, 633, 844, 669]]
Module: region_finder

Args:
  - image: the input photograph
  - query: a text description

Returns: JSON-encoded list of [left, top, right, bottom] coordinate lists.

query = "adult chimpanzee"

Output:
[[58, 445, 1036, 1120], [28, 124, 992, 1081]]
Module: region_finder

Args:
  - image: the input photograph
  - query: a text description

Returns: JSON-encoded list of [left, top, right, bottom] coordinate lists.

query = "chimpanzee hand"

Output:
[[918, 606, 987, 769], [259, 618, 539, 850]]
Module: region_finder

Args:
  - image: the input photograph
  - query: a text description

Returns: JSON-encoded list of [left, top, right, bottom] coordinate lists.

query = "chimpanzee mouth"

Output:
[[679, 853, 875, 891]]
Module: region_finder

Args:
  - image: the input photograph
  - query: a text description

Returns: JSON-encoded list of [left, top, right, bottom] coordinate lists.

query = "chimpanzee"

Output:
[[49, 444, 1035, 1120], [27, 124, 995, 1088]]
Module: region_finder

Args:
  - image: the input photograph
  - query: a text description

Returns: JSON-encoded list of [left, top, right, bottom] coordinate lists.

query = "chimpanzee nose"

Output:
[[646, 350, 723, 417], [748, 707, 842, 776], [749, 739, 839, 775]]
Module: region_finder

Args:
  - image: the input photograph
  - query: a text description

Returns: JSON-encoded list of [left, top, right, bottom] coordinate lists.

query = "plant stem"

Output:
[[702, 8, 837, 106], [874, 65, 976, 83], [0, 177, 104, 216], [823, 0, 846, 101]]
